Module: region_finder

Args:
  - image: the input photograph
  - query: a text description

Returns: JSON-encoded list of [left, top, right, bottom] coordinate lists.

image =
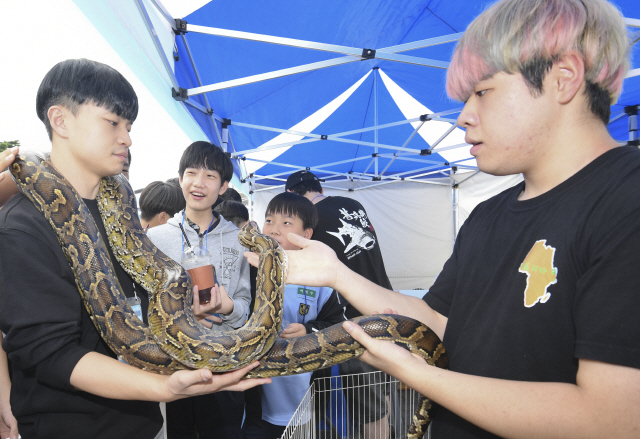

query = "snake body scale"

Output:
[[10, 151, 448, 438]]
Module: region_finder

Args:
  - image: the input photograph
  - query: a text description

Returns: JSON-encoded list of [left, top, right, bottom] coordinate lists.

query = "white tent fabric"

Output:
[[252, 173, 521, 290]]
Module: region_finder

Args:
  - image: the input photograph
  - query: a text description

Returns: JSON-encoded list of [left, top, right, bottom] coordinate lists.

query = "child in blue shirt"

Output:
[[241, 192, 346, 439]]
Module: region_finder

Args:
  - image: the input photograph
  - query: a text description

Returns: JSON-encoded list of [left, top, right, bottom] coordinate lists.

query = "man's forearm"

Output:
[[69, 352, 170, 401], [395, 356, 640, 439], [334, 263, 447, 338]]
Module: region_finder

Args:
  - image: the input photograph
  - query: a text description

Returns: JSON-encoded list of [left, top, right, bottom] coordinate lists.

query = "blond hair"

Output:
[[447, 0, 630, 123]]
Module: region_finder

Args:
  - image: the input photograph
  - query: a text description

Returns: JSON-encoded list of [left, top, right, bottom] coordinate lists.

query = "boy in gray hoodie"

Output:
[[147, 140, 250, 439]]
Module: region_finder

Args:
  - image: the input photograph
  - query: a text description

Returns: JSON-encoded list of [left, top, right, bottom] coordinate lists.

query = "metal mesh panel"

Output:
[[281, 369, 422, 439]]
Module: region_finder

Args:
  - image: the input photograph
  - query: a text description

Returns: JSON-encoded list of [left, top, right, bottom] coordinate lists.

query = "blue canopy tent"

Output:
[[163, 0, 639, 186], [75, 0, 639, 289]]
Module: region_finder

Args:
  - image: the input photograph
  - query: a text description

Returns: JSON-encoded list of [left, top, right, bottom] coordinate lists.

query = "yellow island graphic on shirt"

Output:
[[519, 240, 558, 307]]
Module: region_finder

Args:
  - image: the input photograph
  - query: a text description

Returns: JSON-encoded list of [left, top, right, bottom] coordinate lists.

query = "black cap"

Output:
[[285, 170, 319, 191]]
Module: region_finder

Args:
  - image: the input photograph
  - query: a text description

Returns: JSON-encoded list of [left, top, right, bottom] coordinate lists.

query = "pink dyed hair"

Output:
[[446, 0, 630, 104]]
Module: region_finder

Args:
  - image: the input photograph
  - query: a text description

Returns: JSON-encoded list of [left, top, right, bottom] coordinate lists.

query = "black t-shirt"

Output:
[[0, 194, 162, 439], [313, 196, 392, 318], [424, 146, 640, 438]]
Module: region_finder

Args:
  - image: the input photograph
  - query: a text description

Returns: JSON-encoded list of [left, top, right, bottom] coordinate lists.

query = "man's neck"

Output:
[[185, 207, 216, 231], [519, 119, 619, 201], [304, 191, 325, 204], [50, 146, 101, 199]]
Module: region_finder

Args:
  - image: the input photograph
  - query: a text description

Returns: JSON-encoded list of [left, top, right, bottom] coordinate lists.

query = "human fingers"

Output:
[[190, 287, 213, 328], [169, 362, 272, 398], [342, 321, 392, 367], [204, 312, 222, 324], [191, 285, 219, 318], [383, 308, 399, 315], [286, 232, 312, 249], [193, 315, 213, 328], [212, 362, 272, 392], [343, 321, 425, 374], [285, 237, 339, 287], [243, 251, 259, 268], [280, 323, 306, 339], [209, 284, 222, 310], [0, 147, 18, 173]]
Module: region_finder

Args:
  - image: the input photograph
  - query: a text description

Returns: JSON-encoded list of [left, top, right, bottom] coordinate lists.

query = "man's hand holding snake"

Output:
[[163, 362, 271, 401]]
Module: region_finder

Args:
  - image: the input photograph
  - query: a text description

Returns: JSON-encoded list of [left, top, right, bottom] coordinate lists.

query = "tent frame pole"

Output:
[[179, 24, 457, 97]]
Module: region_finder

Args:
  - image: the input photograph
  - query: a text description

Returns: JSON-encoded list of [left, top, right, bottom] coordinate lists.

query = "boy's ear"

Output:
[[218, 181, 229, 195], [304, 228, 313, 240], [553, 51, 585, 105], [159, 211, 170, 225], [48, 106, 71, 139]]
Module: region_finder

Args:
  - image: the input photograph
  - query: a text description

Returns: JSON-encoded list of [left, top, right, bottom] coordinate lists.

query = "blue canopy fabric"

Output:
[[70, 0, 640, 290], [165, 0, 639, 191]]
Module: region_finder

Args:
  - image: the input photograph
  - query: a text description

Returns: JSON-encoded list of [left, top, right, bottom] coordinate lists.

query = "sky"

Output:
[[0, 0, 199, 192]]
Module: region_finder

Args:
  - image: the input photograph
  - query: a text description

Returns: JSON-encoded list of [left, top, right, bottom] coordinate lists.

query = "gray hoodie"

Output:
[[146, 210, 250, 331]]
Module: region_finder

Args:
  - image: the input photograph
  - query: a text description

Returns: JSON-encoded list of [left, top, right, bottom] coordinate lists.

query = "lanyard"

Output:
[[181, 211, 216, 253], [300, 286, 308, 324]]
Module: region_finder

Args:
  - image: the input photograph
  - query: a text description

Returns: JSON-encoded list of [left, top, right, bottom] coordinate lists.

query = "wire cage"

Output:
[[280, 366, 422, 439]]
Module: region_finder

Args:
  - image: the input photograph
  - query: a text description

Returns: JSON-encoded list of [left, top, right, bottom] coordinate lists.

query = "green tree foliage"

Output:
[[0, 140, 20, 153]]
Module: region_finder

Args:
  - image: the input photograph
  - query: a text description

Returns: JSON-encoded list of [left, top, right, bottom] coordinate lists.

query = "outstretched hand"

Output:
[[164, 361, 271, 401], [342, 319, 427, 378], [244, 232, 342, 289]]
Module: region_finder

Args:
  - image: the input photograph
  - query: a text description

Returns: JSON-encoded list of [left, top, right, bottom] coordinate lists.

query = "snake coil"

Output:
[[10, 151, 448, 438]]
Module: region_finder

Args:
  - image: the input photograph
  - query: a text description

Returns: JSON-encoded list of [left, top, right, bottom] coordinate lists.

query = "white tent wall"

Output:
[[251, 173, 520, 291], [455, 172, 524, 227]]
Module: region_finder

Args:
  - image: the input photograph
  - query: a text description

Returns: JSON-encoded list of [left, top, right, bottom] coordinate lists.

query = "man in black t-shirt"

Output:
[[267, 1, 640, 438], [286, 170, 392, 319], [286, 170, 393, 438]]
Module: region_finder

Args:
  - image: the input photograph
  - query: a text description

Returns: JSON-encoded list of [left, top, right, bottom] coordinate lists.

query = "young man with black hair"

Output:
[[268, 1, 640, 437], [286, 169, 393, 438], [139, 180, 186, 230], [213, 200, 249, 229], [147, 140, 252, 439], [0, 59, 269, 439]]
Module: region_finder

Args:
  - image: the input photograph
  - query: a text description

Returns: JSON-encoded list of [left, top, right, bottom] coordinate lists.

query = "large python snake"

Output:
[[10, 151, 448, 438]]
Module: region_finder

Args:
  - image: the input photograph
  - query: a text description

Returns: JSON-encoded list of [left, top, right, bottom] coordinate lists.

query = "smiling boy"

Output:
[[146, 140, 252, 439], [260, 0, 640, 438], [0, 59, 268, 439], [241, 192, 345, 439]]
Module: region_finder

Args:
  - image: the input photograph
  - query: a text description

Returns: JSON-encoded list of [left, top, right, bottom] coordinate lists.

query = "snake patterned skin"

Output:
[[10, 151, 448, 438]]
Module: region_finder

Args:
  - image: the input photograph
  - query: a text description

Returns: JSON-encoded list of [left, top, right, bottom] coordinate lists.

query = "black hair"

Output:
[[214, 200, 249, 228], [287, 179, 323, 197], [266, 192, 318, 230], [165, 177, 180, 187], [139, 181, 185, 221], [178, 141, 233, 183], [212, 186, 244, 210], [220, 187, 243, 203], [519, 56, 611, 125], [36, 59, 139, 140]]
